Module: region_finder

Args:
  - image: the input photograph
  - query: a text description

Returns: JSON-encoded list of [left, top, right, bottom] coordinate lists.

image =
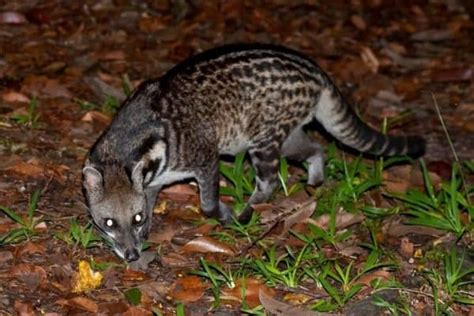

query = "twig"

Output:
[[431, 93, 471, 207]]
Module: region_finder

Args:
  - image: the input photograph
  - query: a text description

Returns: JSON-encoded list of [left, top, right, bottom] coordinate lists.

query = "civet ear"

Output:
[[131, 160, 145, 193], [82, 166, 104, 203]]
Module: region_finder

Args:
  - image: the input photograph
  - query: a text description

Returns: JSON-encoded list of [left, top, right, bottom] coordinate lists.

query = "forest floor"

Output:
[[0, 1, 473, 315]]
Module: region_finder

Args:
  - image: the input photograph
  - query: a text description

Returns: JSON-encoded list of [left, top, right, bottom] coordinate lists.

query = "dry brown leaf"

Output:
[[97, 301, 129, 314], [181, 236, 235, 256], [11, 263, 47, 289], [280, 200, 316, 235], [354, 270, 392, 287], [350, 15, 367, 30], [122, 268, 149, 282], [221, 278, 274, 308], [0, 11, 27, 24], [6, 161, 45, 177], [14, 300, 34, 316], [160, 253, 193, 268], [99, 50, 126, 61], [169, 275, 209, 302], [259, 288, 338, 316], [360, 46, 379, 73], [2, 91, 30, 103], [81, 110, 112, 125], [137, 281, 170, 301], [123, 306, 152, 316], [384, 220, 444, 238], [18, 241, 46, 256], [57, 296, 99, 313], [305, 211, 365, 231], [400, 237, 414, 258]]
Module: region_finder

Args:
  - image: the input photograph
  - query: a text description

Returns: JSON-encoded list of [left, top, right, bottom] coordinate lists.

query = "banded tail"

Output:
[[315, 88, 425, 157]]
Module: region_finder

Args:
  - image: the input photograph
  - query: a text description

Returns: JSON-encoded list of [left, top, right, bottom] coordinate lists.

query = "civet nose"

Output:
[[124, 249, 140, 262]]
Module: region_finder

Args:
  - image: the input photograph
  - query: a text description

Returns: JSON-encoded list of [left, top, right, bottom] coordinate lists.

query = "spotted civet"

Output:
[[82, 44, 424, 261]]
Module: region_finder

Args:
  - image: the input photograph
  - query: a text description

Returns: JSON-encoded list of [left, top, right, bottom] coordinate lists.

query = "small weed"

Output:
[[75, 95, 121, 114], [372, 294, 413, 316], [219, 152, 255, 205], [55, 219, 102, 249], [192, 257, 238, 306], [0, 190, 43, 244], [308, 251, 396, 312], [11, 97, 40, 128], [395, 161, 472, 237], [249, 245, 317, 288]]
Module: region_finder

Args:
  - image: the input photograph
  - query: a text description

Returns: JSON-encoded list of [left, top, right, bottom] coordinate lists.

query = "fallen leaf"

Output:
[[98, 301, 129, 314], [360, 46, 379, 73], [181, 236, 235, 256], [123, 306, 151, 316], [160, 253, 192, 268], [432, 68, 473, 82], [81, 110, 112, 125], [122, 268, 148, 282], [411, 29, 453, 42], [350, 15, 366, 30], [6, 161, 45, 177], [0, 11, 28, 24], [283, 293, 312, 305], [137, 281, 169, 301], [400, 237, 414, 258], [221, 278, 274, 308], [384, 220, 444, 237], [11, 263, 47, 290], [72, 260, 103, 293], [259, 288, 338, 316], [305, 211, 365, 231], [354, 270, 392, 287], [169, 275, 209, 302], [18, 241, 46, 256], [14, 300, 34, 316], [57, 296, 99, 313], [2, 91, 30, 103]]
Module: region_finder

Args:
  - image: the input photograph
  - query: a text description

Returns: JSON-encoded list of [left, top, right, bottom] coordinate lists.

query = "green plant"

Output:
[[395, 161, 472, 237], [219, 152, 255, 207], [308, 251, 396, 312], [192, 257, 238, 306], [440, 249, 474, 305], [0, 190, 43, 244], [55, 219, 102, 249], [372, 294, 413, 316], [75, 95, 120, 114], [249, 245, 318, 288], [11, 97, 40, 128]]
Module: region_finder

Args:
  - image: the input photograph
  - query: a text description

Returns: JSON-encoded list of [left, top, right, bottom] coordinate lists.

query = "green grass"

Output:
[[0, 190, 43, 244], [393, 160, 472, 237], [11, 97, 40, 128], [55, 219, 102, 249]]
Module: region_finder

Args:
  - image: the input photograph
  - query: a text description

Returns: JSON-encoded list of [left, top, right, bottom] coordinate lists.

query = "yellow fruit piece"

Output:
[[153, 201, 167, 214], [72, 260, 103, 293], [413, 249, 423, 258]]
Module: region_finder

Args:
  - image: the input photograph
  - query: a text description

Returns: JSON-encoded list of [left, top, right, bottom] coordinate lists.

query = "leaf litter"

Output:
[[0, 0, 473, 315]]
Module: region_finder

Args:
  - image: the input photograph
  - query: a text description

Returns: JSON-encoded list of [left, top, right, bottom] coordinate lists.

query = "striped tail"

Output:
[[314, 88, 425, 157]]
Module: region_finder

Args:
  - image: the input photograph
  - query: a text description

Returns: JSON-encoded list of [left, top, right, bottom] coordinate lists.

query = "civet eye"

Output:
[[133, 213, 143, 225], [105, 218, 116, 228]]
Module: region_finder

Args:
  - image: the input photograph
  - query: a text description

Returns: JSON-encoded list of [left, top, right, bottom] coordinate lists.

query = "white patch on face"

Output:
[[106, 230, 116, 239], [113, 247, 125, 259], [148, 141, 166, 161]]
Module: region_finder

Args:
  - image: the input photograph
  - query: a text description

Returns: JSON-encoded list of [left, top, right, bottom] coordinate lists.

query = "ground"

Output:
[[0, 1, 473, 315]]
